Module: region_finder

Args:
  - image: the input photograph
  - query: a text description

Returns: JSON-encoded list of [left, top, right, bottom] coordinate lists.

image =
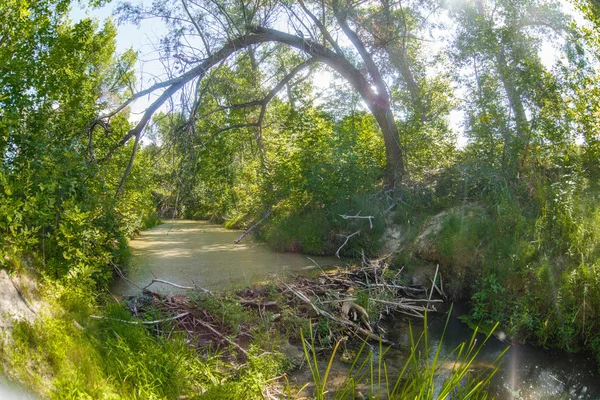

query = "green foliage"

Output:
[[0, 0, 157, 284], [418, 172, 600, 360], [1, 281, 287, 399]]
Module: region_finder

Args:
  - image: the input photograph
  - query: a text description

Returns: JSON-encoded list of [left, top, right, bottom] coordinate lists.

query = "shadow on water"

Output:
[[380, 303, 600, 400]]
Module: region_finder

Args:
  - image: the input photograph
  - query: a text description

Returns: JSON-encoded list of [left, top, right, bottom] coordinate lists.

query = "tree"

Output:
[[102, 0, 453, 192], [448, 0, 572, 178]]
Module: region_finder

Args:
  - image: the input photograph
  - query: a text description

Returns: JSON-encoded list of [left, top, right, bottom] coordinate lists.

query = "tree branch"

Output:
[[297, 0, 343, 55], [333, 3, 390, 108]]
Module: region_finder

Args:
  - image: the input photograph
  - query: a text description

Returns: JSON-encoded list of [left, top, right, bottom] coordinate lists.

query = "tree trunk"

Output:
[[107, 27, 406, 192], [369, 105, 404, 189]]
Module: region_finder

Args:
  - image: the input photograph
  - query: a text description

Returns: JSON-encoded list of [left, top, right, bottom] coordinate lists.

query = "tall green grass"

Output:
[[301, 308, 506, 399], [0, 281, 286, 399]]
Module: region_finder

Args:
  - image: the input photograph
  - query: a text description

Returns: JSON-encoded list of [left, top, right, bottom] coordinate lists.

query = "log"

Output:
[[143, 278, 213, 295]]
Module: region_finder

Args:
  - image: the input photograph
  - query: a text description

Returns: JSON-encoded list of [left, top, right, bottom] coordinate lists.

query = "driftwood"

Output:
[[234, 209, 273, 244], [143, 278, 213, 295], [427, 265, 439, 308], [362, 283, 426, 293], [340, 212, 375, 229]]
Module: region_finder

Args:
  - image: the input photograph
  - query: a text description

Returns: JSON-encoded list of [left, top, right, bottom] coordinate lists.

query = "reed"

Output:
[[302, 306, 507, 399]]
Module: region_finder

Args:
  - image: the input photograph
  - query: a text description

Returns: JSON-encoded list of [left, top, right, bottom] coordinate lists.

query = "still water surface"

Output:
[[112, 220, 343, 295], [113, 220, 600, 399]]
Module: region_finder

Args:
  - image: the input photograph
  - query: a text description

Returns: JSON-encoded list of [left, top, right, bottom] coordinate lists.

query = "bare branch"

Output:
[[90, 312, 190, 325], [181, 0, 212, 56], [297, 0, 343, 54], [144, 278, 213, 295], [340, 212, 374, 228], [336, 230, 361, 258]]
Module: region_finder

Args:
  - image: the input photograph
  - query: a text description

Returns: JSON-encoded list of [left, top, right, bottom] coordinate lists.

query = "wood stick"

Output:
[[193, 317, 248, 357], [427, 264, 439, 308], [90, 312, 190, 325], [363, 283, 426, 293], [335, 230, 361, 258], [145, 279, 195, 290], [339, 213, 375, 229], [234, 209, 272, 244], [144, 278, 213, 295]]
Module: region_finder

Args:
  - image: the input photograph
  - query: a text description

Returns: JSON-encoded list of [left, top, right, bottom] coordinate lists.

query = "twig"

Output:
[[363, 283, 426, 293], [90, 312, 190, 325], [306, 256, 327, 275], [428, 265, 439, 308], [439, 273, 448, 300], [336, 230, 361, 258], [111, 261, 146, 293], [234, 209, 273, 244], [194, 317, 249, 357], [144, 278, 213, 295], [340, 212, 375, 229]]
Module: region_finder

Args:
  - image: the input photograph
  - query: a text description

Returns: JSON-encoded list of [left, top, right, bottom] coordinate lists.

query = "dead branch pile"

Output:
[[115, 257, 445, 356]]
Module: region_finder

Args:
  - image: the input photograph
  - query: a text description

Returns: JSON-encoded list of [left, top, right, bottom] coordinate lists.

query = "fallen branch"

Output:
[[144, 278, 213, 295], [240, 299, 278, 307], [336, 230, 361, 258], [111, 261, 145, 293], [363, 283, 426, 293], [144, 279, 194, 290], [427, 264, 439, 308], [193, 316, 249, 357], [340, 212, 374, 229], [234, 209, 273, 244], [90, 312, 190, 325]]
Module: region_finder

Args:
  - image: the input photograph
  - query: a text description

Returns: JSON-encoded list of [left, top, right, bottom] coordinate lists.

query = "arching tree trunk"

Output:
[[368, 106, 404, 189], [105, 27, 405, 195]]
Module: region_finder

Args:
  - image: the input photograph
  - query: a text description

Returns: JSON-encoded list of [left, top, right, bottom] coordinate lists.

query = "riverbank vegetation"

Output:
[[2, 0, 600, 397]]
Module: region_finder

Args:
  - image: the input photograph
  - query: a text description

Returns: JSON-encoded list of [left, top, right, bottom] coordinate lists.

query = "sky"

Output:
[[71, 2, 169, 119], [70, 1, 587, 148]]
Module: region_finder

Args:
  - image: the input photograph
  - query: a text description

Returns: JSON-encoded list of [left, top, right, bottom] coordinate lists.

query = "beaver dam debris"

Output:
[[108, 258, 445, 356]]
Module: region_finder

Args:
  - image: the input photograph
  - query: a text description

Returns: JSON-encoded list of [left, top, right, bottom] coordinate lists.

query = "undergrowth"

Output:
[[0, 280, 287, 399], [396, 166, 600, 364]]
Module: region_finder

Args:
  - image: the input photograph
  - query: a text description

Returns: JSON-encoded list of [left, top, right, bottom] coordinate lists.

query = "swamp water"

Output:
[[113, 220, 600, 399]]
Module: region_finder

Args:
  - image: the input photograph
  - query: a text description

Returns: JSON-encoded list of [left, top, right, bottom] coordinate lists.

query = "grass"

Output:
[[0, 280, 287, 399]]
